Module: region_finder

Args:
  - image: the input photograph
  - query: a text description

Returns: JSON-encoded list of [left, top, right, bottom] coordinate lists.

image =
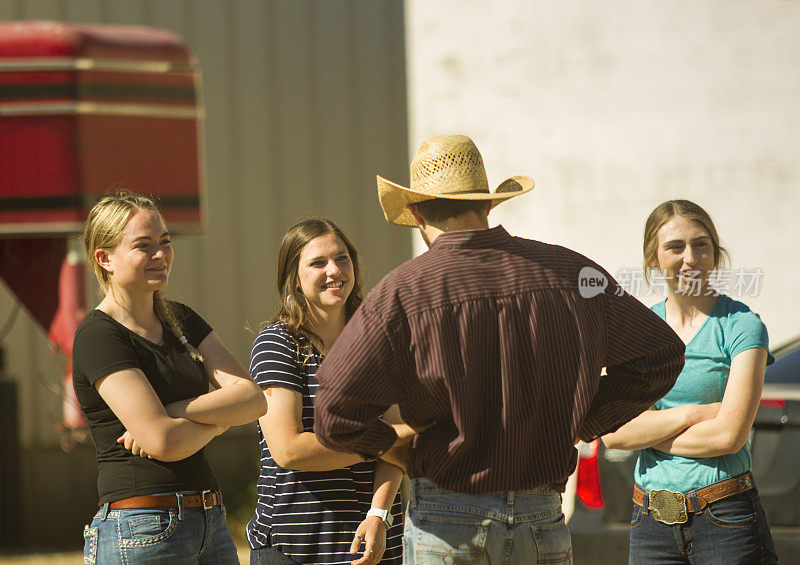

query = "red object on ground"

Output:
[[49, 247, 87, 428], [576, 439, 605, 509], [0, 21, 205, 234]]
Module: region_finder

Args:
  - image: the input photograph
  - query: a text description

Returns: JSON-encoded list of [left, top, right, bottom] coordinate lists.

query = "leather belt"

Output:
[[633, 473, 754, 525], [108, 489, 221, 511]]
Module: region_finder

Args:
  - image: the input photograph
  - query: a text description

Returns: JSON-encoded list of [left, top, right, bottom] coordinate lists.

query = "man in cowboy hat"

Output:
[[314, 134, 683, 563]]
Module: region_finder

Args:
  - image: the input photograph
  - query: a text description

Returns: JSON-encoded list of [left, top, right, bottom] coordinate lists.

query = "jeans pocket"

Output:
[[531, 514, 572, 564], [119, 509, 178, 547], [630, 504, 643, 529], [704, 494, 757, 528], [414, 512, 490, 564], [83, 525, 98, 565]]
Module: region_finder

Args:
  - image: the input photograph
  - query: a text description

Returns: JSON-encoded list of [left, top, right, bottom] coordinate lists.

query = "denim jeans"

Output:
[[403, 477, 572, 565], [82, 496, 238, 564], [628, 487, 777, 564], [250, 547, 300, 564]]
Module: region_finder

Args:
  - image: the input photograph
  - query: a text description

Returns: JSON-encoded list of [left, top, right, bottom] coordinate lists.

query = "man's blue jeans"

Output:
[[82, 495, 239, 564], [403, 478, 572, 564], [628, 487, 777, 564]]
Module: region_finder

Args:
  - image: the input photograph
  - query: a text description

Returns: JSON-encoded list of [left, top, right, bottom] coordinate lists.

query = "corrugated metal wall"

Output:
[[0, 0, 410, 450]]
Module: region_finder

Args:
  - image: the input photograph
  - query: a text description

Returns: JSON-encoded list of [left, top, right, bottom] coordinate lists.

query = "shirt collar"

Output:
[[428, 225, 511, 250]]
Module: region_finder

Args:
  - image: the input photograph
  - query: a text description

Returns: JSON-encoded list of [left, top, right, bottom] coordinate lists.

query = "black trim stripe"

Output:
[[0, 83, 197, 102], [0, 195, 83, 211], [0, 195, 200, 211]]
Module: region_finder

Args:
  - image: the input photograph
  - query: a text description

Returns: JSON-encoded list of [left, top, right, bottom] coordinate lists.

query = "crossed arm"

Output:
[[261, 386, 406, 564], [99, 331, 266, 461], [602, 348, 768, 457]]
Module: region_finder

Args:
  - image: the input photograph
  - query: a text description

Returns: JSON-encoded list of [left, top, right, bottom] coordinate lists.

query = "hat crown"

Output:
[[409, 135, 489, 194]]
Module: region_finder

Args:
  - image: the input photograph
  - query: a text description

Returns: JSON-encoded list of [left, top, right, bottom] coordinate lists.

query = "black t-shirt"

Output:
[[72, 301, 219, 505]]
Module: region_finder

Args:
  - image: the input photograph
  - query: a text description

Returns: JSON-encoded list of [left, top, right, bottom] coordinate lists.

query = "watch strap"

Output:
[[366, 507, 393, 528]]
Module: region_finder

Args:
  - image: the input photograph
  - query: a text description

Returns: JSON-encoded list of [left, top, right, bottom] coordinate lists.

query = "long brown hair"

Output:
[[643, 199, 729, 285], [273, 218, 363, 356], [83, 191, 202, 361]]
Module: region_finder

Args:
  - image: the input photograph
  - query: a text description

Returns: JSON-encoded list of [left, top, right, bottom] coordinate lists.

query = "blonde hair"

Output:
[[83, 191, 203, 362], [272, 218, 363, 359], [643, 199, 729, 285]]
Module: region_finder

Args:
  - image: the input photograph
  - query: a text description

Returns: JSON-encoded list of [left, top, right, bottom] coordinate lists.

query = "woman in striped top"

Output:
[[247, 218, 403, 565]]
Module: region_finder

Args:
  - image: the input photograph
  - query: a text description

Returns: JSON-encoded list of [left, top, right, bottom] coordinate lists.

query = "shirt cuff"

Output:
[[338, 420, 398, 460]]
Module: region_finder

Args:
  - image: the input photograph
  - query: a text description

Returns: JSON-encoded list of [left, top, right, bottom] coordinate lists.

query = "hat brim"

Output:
[[377, 175, 534, 227]]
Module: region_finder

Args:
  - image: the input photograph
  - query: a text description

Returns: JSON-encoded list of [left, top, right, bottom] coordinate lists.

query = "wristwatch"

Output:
[[366, 507, 393, 529]]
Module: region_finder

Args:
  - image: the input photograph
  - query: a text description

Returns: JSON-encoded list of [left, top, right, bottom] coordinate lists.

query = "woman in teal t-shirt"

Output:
[[603, 200, 777, 564]]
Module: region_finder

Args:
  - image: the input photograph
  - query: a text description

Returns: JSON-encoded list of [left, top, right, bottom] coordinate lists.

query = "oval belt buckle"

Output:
[[648, 489, 688, 525]]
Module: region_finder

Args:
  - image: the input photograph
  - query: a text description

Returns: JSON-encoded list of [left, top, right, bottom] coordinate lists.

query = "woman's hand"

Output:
[[350, 516, 387, 564], [116, 430, 152, 459]]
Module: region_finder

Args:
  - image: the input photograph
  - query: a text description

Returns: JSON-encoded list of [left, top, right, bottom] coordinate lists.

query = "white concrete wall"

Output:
[[406, 0, 800, 346]]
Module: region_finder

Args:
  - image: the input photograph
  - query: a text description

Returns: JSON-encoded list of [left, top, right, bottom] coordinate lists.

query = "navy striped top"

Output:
[[246, 323, 402, 564]]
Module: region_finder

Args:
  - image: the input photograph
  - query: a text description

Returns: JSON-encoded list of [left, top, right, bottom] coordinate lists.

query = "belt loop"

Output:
[[687, 490, 701, 513], [176, 493, 184, 521], [506, 490, 514, 506], [100, 502, 110, 521], [641, 490, 649, 514]]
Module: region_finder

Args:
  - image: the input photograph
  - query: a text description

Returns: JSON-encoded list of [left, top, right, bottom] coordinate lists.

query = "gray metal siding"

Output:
[[1, 0, 410, 448]]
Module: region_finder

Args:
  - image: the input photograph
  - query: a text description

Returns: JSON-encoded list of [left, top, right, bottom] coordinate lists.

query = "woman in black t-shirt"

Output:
[[73, 192, 266, 564]]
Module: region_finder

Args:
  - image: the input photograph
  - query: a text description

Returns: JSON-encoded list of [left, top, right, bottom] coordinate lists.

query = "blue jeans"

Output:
[[403, 478, 572, 564], [82, 496, 238, 564], [629, 487, 777, 564], [250, 547, 299, 564]]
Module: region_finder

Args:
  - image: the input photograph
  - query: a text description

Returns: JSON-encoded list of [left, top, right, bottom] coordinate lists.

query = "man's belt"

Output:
[[633, 472, 754, 525]]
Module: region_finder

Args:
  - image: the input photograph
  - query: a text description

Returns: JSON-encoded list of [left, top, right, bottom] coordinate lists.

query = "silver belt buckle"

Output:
[[648, 489, 688, 525]]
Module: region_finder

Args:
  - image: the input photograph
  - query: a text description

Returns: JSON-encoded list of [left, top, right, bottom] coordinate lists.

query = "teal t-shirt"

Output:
[[634, 294, 774, 493]]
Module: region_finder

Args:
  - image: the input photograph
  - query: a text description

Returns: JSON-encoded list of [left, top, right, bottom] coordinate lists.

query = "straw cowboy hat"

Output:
[[377, 134, 534, 227]]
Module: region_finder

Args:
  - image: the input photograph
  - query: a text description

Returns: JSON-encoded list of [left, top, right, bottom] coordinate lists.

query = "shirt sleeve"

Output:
[[578, 285, 685, 441], [727, 311, 774, 365], [73, 317, 141, 386], [313, 306, 404, 459], [249, 326, 304, 392], [169, 301, 213, 347]]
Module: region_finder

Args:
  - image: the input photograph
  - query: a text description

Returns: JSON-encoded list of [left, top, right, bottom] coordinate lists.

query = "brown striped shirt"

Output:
[[314, 226, 683, 493]]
